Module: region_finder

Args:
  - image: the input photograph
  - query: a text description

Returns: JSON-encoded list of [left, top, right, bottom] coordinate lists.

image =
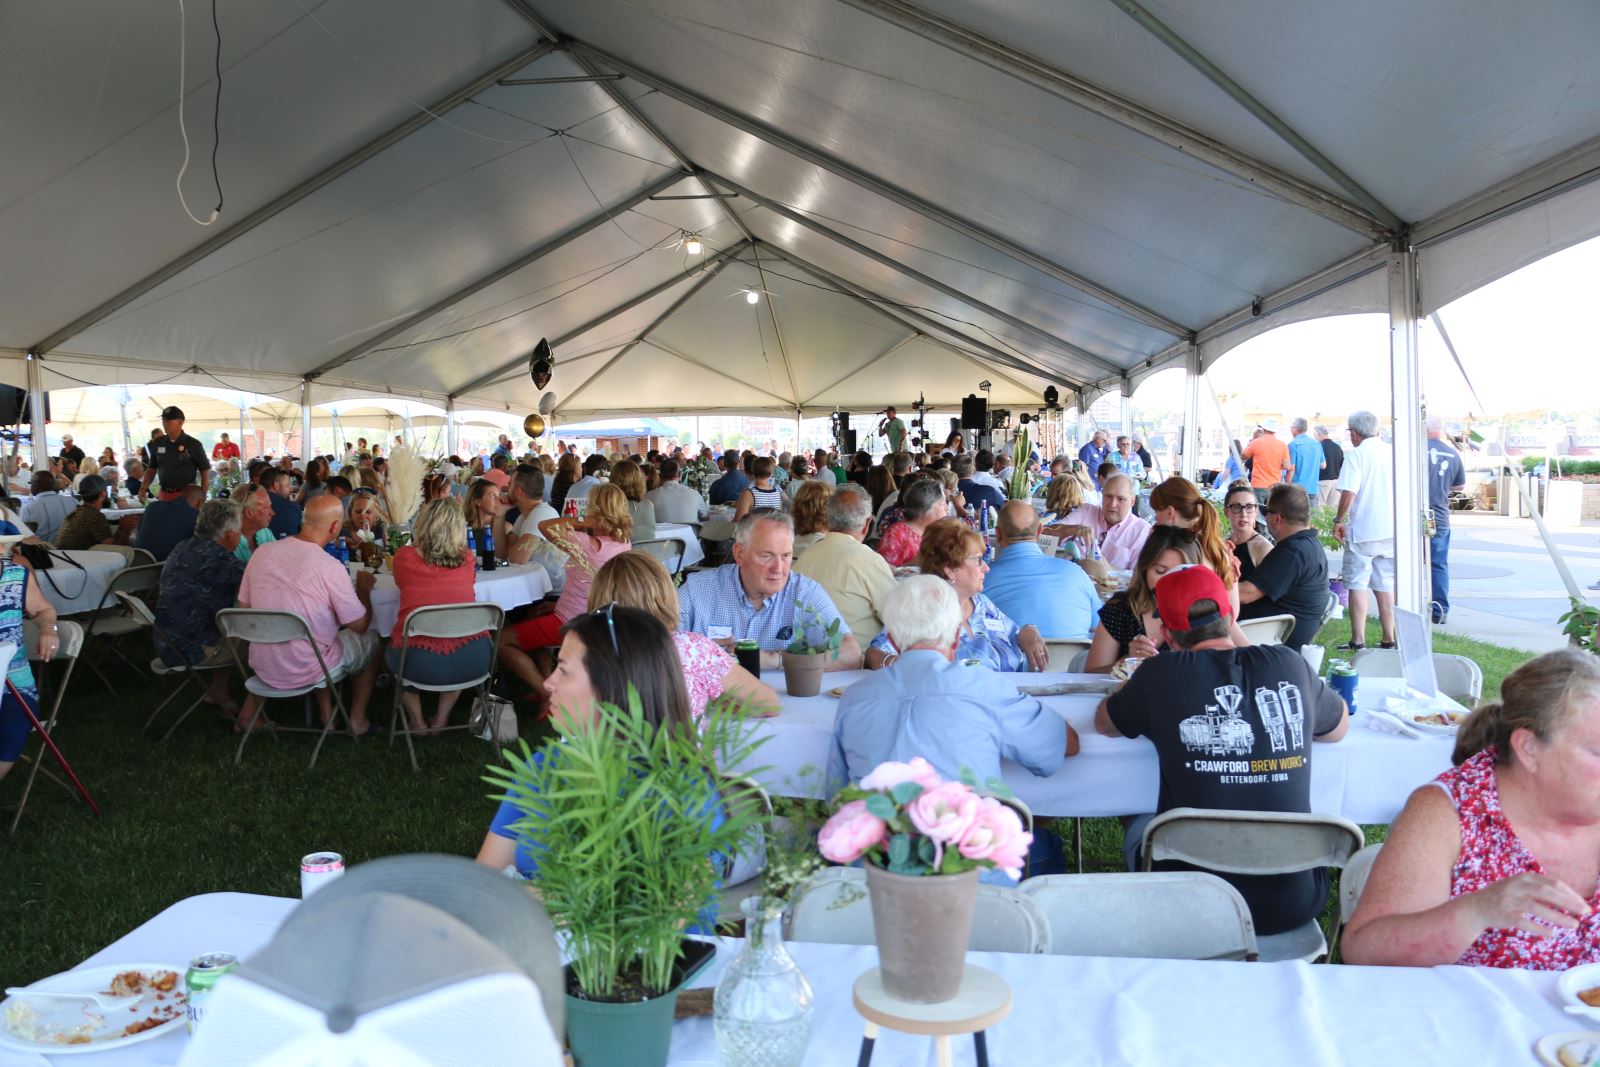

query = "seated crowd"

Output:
[[13, 429, 1572, 976]]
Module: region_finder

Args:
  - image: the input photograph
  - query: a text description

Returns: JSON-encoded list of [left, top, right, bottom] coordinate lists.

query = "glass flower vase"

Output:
[[713, 898, 813, 1067]]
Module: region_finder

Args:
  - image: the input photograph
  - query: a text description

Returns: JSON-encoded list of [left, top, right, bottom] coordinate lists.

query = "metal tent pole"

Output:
[[1181, 346, 1201, 481], [300, 380, 314, 464], [25, 354, 46, 475], [1388, 250, 1428, 618]]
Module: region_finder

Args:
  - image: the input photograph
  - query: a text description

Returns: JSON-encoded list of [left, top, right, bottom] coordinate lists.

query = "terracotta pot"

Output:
[[864, 864, 978, 1004], [781, 651, 825, 697]]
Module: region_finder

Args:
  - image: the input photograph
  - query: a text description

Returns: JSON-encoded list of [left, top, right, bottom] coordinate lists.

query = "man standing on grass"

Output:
[[1425, 416, 1466, 624], [1333, 410, 1396, 652], [1314, 425, 1344, 507], [1287, 418, 1324, 499]]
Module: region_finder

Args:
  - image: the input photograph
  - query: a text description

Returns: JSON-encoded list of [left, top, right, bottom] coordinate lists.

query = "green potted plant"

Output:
[[485, 692, 767, 1067], [1560, 598, 1600, 653], [781, 605, 843, 697], [1007, 428, 1032, 500]]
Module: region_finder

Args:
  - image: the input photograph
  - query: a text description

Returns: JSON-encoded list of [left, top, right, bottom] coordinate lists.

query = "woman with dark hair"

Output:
[[549, 452, 581, 512], [1223, 480, 1272, 581], [1345, 650, 1600, 969], [847, 451, 872, 487], [297, 456, 330, 505], [1083, 526, 1203, 673], [476, 605, 702, 877], [732, 456, 785, 521], [865, 464, 895, 516]]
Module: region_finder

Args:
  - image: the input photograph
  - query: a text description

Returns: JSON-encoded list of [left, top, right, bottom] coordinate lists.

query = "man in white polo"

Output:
[[1332, 410, 1395, 652]]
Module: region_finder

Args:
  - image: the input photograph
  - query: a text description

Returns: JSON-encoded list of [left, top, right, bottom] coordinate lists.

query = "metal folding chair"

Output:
[[387, 602, 503, 772], [115, 592, 232, 741], [1020, 872, 1258, 961], [7, 620, 92, 833], [77, 563, 163, 689], [633, 537, 688, 576], [215, 608, 360, 770]]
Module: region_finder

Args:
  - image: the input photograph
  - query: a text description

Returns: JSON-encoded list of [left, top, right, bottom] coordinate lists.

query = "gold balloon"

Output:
[[523, 413, 545, 438]]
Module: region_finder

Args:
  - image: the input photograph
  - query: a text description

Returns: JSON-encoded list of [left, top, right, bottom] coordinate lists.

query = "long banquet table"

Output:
[[743, 670, 1461, 824], [28, 891, 1587, 1066]]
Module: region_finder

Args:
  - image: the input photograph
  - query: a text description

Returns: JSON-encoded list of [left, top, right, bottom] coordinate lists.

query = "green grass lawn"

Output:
[[3, 618, 1547, 985]]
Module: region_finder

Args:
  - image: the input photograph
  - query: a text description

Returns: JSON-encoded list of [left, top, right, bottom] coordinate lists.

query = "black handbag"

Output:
[[17, 542, 52, 570]]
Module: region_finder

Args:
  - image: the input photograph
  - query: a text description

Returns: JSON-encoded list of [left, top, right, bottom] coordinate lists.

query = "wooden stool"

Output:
[[852, 965, 1011, 1067]]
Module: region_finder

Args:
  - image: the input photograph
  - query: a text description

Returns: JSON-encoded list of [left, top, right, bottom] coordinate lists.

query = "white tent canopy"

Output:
[[3, 0, 1596, 419]]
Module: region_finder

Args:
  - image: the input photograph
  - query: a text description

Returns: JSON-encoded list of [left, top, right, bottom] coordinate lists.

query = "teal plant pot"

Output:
[[565, 940, 716, 1067]]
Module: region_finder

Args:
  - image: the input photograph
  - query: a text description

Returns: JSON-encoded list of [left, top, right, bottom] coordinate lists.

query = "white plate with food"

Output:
[[1557, 963, 1600, 1017], [1395, 707, 1468, 734], [1535, 1030, 1600, 1067], [0, 964, 187, 1054]]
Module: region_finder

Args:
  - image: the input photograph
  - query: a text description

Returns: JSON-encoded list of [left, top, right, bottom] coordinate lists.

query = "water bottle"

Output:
[[336, 537, 349, 565], [479, 525, 496, 571], [466, 526, 478, 558]]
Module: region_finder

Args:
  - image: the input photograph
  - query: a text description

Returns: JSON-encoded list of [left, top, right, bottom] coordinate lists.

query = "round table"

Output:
[[34, 549, 128, 615], [362, 561, 551, 638]]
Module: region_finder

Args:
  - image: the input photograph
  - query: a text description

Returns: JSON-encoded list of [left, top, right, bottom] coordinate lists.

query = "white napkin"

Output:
[[1364, 710, 1424, 740]]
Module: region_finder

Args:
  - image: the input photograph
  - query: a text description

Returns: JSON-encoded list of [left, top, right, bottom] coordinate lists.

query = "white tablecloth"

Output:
[[743, 672, 1459, 824], [101, 508, 146, 520], [649, 524, 705, 568], [34, 550, 127, 616], [37, 891, 1582, 1067], [364, 562, 551, 638]]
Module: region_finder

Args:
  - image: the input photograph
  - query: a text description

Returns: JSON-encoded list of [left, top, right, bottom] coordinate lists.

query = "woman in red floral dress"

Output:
[[1344, 649, 1600, 968]]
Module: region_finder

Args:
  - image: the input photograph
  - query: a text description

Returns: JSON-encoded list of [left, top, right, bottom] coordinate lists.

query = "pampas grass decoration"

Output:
[[385, 446, 427, 526]]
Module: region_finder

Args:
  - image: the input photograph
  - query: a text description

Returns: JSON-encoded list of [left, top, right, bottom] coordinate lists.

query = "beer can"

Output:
[[185, 952, 239, 1034], [301, 851, 345, 898], [1329, 663, 1359, 715]]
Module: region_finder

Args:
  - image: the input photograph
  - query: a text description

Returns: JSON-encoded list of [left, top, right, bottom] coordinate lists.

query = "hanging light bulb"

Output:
[[684, 232, 703, 255], [745, 289, 760, 305]]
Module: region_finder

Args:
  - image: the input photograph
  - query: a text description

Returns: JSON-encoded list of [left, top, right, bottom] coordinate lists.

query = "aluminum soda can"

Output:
[[301, 851, 345, 898], [185, 952, 239, 1034]]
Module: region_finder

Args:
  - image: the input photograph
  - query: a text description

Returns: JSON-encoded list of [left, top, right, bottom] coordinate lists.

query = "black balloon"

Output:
[[530, 338, 553, 389]]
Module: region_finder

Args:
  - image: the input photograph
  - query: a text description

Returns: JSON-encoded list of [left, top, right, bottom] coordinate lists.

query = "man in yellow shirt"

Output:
[[792, 484, 897, 642]]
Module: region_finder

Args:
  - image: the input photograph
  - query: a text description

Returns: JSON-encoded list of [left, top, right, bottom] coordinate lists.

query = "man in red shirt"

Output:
[[1241, 425, 1291, 503], [212, 432, 241, 461]]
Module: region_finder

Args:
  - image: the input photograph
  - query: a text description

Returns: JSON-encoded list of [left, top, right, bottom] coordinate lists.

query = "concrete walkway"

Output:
[[1433, 513, 1600, 653]]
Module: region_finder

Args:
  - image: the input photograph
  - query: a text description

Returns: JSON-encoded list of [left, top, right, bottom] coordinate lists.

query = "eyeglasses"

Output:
[[592, 601, 619, 653], [1224, 503, 1257, 514]]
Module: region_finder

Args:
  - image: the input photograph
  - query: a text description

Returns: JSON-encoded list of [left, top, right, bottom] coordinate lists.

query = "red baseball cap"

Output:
[[1154, 565, 1234, 631]]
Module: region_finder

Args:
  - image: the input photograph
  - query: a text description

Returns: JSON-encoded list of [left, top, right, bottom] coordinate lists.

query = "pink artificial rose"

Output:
[[907, 782, 981, 869], [818, 799, 888, 864], [859, 757, 942, 793], [958, 797, 1034, 881]]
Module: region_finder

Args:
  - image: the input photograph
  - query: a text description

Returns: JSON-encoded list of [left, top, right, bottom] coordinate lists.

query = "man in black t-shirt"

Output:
[[147, 405, 211, 498], [1237, 484, 1328, 648], [58, 434, 86, 470], [1313, 425, 1344, 508], [1425, 417, 1466, 623], [1095, 565, 1348, 935]]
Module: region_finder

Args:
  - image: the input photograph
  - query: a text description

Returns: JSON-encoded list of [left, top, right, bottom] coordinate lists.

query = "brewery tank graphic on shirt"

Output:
[[1178, 684, 1255, 757], [1257, 686, 1288, 753]]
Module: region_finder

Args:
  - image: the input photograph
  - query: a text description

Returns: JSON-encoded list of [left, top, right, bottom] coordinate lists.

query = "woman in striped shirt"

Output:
[[733, 456, 786, 520]]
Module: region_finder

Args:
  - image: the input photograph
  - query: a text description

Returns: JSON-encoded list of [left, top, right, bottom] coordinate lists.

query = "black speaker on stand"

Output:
[[842, 429, 857, 454], [960, 394, 987, 430]]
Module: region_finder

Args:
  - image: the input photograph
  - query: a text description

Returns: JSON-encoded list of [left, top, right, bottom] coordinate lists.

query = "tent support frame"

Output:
[[309, 171, 686, 378], [1388, 249, 1427, 619], [708, 174, 1127, 378], [836, 0, 1390, 239], [28, 39, 560, 358], [571, 42, 1189, 338]]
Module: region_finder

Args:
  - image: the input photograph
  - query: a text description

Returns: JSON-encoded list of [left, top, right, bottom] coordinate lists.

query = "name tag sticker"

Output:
[[707, 625, 733, 641], [984, 617, 1010, 634]]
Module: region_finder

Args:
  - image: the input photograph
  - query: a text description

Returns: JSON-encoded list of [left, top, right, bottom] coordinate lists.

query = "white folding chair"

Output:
[[1338, 843, 1384, 931], [1020, 872, 1258, 961], [7, 620, 87, 834], [786, 867, 1050, 954], [77, 562, 163, 689], [215, 608, 358, 770], [387, 603, 504, 771], [116, 591, 234, 740], [695, 520, 736, 569], [1140, 807, 1364, 962], [633, 537, 688, 577], [1236, 613, 1296, 646], [1044, 639, 1093, 673], [1349, 648, 1483, 707]]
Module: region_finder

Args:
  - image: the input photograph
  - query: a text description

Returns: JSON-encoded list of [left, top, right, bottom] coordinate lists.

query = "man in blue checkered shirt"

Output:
[[678, 512, 862, 672]]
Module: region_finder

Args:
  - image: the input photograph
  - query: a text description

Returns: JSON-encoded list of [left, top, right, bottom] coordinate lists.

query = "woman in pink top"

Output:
[[387, 499, 493, 735], [877, 479, 944, 567], [497, 483, 632, 697], [1344, 650, 1600, 969], [588, 551, 778, 719]]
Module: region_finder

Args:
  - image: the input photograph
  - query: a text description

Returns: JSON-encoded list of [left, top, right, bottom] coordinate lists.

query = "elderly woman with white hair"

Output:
[[827, 574, 1078, 879]]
